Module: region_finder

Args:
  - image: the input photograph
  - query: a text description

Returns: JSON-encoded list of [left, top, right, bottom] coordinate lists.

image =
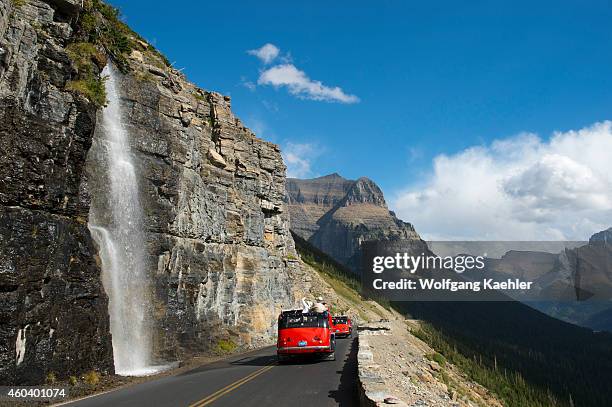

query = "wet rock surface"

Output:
[[83, 21, 309, 364], [0, 0, 112, 384], [0, 0, 312, 384]]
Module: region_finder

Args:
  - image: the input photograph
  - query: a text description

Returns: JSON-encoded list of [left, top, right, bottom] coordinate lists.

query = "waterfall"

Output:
[[88, 65, 163, 376]]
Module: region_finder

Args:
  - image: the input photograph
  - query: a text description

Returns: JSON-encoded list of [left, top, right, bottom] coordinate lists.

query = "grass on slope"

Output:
[[413, 323, 563, 407], [63, 0, 171, 106], [293, 232, 386, 321], [293, 233, 573, 407]]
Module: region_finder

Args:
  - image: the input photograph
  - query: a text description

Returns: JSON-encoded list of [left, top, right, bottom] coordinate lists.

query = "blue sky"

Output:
[[109, 1, 612, 239]]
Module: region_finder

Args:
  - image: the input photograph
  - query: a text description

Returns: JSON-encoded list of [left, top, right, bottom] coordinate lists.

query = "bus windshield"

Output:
[[279, 312, 329, 329]]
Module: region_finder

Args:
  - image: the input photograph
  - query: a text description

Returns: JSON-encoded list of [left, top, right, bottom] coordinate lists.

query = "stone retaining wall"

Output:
[[357, 323, 408, 407]]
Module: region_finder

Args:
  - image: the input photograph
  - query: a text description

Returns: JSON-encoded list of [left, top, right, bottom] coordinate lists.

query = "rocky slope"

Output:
[[0, 0, 312, 384], [358, 320, 503, 407], [464, 228, 612, 331], [286, 174, 420, 273], [531, 228, 612, 331]]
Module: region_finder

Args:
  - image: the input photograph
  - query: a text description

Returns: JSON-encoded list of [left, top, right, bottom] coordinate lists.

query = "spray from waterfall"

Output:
[[88, 65, 165, 376]]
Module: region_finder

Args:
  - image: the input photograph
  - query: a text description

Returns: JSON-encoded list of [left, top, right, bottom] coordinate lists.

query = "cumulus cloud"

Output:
[[282, 142, 319, 178], [258, 64, 359, 104], [246, 43, 359, 103], [391, 121, 612, 240], [247, 43, 280, 64]]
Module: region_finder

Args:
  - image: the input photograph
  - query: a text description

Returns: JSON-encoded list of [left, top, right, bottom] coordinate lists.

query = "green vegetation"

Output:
[[66, 42, 107, 74], [83, 370, 100, 386], [293, 232, 360, 291], [63, 0, 171, 106], [415, 323, 560, 407], [215, 339, 237, 354], [295, 234, 370, 320], [425, 351, 446, 368], [293, 231, 392, 319], [294, 232, 612, 406], [76, 0, 169, 72], [11, 0, 26, 7], [69, 375, 78, 386], [45, 372, 57, 384], [397, 300, 612, 407], [66, 77, 107, 108], [65, 42, 107, 106], [78, 0, 134, 70]]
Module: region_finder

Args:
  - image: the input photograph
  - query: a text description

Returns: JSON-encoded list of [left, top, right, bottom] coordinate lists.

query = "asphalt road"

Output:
[[63, 336, 358, 407]]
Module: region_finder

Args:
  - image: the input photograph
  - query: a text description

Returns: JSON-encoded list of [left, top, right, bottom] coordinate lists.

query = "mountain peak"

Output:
[[590, 227, 612, 243], [344, 177, 387, 207], [285, 174, 354, 206], [286, 171, 420, 272], [319, 172, 344, 180]]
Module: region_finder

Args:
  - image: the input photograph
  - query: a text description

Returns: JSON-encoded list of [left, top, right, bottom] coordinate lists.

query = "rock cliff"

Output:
[[590, 227, 612, 244], [0, 0, 113, 384], [94, 52, 304, 361], [286, 174, 420, 273], [0, 0, 309, 384]]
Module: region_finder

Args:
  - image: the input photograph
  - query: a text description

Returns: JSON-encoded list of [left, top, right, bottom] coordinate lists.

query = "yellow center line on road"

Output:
[[188, 363, 276, 407]]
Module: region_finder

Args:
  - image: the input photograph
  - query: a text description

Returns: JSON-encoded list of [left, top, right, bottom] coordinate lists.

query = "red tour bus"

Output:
[[332, 316, 352, 338], [277, 310, 336, 362]]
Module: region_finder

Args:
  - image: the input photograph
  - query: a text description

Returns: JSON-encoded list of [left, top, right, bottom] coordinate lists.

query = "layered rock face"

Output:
[[0, 0, 112, 384], [92, 57, 304, 361], [286, 174, 420, 272], [0, 0, 308, 383], [285, 173, 353, 239]]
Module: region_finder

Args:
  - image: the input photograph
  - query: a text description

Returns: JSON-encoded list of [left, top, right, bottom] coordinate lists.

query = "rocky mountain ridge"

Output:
[[286, 173, 420, 273]]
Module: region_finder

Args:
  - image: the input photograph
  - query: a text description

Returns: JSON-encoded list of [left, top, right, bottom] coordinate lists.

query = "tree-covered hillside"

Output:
[[294, 233, 612, 406]]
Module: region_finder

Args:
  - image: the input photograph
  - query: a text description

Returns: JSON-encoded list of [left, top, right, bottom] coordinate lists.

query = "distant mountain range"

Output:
[[287, 175, 612, 333], [286, 173, 420, 273], [286, 174, 612, 406]]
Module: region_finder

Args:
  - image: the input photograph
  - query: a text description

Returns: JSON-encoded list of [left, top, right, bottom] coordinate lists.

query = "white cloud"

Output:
[[391, 121, 612, 241], [245, 44, 359, 104], [240, 76, 256, 91], [258, 64, 359, 104], [282, 142, 319, 178], [247, 43, 280, 64]]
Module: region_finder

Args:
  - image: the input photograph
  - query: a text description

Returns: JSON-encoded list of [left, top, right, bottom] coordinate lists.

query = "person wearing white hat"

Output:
[[312, 296, 328, 313]]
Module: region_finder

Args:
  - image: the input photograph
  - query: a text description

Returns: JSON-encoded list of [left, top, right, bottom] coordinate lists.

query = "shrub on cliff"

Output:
[[66, 42, 107, 74], [65, 42, 108, 107], [83, 371, 100, 387], [77, 0, 132, 70], [64, 0, 170, 107], [76, 0, 170, 72], [66, 76, 107, 108]]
